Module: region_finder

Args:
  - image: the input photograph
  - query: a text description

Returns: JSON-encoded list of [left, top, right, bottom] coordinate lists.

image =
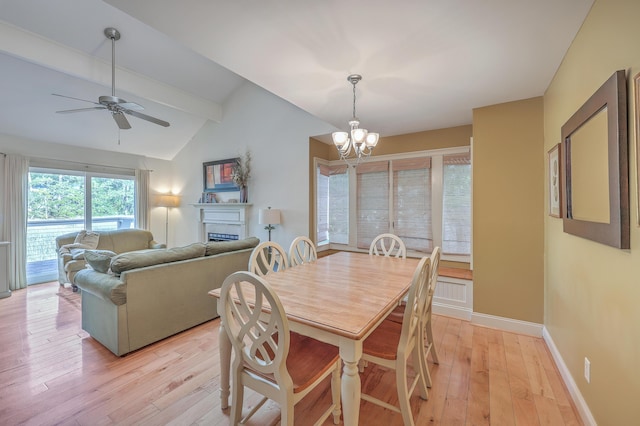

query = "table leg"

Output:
[[340, 340, 362, 426], [219, 311, 231, 409]]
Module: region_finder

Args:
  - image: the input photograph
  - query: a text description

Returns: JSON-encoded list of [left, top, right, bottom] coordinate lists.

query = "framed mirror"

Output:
[[560, 70, 629, 249]]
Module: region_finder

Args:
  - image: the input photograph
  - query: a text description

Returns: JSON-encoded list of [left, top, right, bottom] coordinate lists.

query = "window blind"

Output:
[[442, 153, 471, 254], [356, 161, 389, 249], [393, 157, 432, 252]]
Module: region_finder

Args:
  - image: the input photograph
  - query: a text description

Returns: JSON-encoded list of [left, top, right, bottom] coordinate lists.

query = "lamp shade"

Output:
[[154, 194, 181, 208], [259, 208, 281, 225]]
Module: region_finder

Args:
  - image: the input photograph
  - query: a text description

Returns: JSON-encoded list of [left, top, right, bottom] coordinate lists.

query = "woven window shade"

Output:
[[442, 153, 471, 254], [393, 164, 432, 252], [356, 161, 389, 249]]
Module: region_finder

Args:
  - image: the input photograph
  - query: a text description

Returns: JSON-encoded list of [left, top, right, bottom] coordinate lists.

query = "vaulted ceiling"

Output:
[[0, 0, 593, 160]]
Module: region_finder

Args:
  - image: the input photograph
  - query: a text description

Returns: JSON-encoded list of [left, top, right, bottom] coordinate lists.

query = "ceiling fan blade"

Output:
[[124, 109, 170, 127], [52, 93, 101, 106], [56, 107, 106, 114], [118, 102, 144, 111], [112, 112, 132, 129]]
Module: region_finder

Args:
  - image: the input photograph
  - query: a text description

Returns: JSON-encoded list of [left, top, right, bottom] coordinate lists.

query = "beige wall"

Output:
[[544, 0, 640, 423], [473, 97, 545, 323]]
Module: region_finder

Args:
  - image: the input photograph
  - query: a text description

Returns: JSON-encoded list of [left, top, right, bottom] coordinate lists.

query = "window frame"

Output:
[[314, 146, 472, 263]]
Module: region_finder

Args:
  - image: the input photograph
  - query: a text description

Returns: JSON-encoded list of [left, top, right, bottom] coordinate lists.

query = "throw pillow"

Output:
[[84, 250, 117, 273], [74, 230, 100, 249]]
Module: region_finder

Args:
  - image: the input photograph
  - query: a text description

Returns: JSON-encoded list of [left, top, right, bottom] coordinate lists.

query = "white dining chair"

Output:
[[387, 246, 441, 387], [369, 233, 407, 259], [360, 256, 431, 425], [249, 241, 289, 276], [288, 236, 317, 266], [220, 271, 342, 425]]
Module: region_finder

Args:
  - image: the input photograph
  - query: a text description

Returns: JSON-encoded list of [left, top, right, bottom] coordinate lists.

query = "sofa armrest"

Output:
[[150, 241, 166, 249], [74, 270, 127, 305]]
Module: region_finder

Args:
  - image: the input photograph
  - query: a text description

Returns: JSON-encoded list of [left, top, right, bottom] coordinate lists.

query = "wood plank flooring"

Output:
[[0, 282, 582, 425]]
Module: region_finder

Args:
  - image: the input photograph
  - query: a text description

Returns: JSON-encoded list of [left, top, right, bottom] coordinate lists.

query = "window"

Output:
[[316, 147, 471, 260], [26, 167, 135, 284], [317, 164, 349, 245], [442, 154, 471, 255]]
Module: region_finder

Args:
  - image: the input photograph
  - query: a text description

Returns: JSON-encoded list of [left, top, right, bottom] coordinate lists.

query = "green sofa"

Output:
[[74, 237, 259, 356]]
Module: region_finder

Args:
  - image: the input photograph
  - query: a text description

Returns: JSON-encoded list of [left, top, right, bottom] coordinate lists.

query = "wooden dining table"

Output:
[[209, 251, 420, 426]]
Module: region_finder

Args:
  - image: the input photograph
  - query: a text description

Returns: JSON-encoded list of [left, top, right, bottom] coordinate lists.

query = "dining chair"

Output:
[[288, 236, 317, 266], [249, 241, 289, 276], [360, 256, 431, 426], [369, 233, 407, 259], [219, 271, 342, 425], [387, 246, 441, 387]]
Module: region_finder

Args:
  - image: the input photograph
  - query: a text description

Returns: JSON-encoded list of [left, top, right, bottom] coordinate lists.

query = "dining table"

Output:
[[209, 251, 420, 426]]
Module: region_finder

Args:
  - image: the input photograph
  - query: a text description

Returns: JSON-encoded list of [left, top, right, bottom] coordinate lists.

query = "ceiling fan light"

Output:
[[351, 128, 368, 144], [365, 132, 379, 147]]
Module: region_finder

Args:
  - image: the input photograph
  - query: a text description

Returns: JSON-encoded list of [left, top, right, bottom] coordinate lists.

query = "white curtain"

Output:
[[2, 154, 28, 290], [135, 169, 150, 230]]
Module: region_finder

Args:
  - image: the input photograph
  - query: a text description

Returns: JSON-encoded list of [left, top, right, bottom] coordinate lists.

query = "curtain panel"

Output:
[[2, 154, 28, 290]]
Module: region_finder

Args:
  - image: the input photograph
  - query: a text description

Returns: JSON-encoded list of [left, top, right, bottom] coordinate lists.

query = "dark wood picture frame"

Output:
[[203, 158, 239, 192], [548, 143, 562, 218], [634, 71, 640, 226], [560, 70, 629, 249]]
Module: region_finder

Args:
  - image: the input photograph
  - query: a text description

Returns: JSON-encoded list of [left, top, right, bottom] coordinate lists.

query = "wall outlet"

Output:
[[584, 357, 591, 383]]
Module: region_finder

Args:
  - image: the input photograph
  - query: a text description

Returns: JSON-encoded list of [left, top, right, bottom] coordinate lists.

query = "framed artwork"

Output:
[[203, 158, 239, 192], [635, 72, 640, 226], [548, 143, 561, 218]]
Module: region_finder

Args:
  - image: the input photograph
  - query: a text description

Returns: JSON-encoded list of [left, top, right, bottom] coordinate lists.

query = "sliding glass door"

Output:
[[27, 168, 135, 285]]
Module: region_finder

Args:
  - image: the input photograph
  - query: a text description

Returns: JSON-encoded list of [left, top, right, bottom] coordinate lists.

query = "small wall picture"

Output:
[[203, 158, 239, 192], [548, 143, 562, 218]]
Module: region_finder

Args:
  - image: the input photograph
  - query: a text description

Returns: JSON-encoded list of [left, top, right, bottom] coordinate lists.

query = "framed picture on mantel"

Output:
[[203, 158, 239, 192]]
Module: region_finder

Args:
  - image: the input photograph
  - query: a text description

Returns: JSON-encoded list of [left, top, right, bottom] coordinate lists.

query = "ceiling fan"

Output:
[[53, 27, 170, 129]]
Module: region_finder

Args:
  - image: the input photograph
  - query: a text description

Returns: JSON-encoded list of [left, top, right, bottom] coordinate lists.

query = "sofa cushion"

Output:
[[204, 237, 260, 256], [110, 243, 206, 274], [74, 230, 100, 248], [85, 250, 117, 273]]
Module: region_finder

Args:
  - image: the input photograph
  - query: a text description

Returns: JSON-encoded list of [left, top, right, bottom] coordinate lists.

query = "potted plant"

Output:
[[231, 149, 251, 203]]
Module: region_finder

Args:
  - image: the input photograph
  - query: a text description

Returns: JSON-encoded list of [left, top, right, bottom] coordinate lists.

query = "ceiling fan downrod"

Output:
[[104, 27, 120, 98]]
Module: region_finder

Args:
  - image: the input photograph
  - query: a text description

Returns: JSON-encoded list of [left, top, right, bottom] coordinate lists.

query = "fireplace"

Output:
[[193, 203, 252, 243]]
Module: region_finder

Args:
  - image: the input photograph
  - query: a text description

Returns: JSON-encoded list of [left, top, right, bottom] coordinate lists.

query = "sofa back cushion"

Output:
[[204, 237, 260, 256], [110, 243, 206, 274], [97, 229, 155, 253]]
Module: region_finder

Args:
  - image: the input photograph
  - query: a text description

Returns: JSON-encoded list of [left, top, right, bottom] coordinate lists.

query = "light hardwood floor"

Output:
[[0, 282, 582, 425]]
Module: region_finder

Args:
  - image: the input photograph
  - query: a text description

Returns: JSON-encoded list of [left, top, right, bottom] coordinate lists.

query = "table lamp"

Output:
[[258, 207, 281, 241]]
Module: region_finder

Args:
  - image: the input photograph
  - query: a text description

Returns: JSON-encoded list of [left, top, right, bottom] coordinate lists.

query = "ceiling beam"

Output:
[[0, 21, 222, 122]]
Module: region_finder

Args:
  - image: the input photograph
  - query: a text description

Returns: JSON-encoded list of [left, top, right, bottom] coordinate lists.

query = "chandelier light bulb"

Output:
[[365, 132, 379, 147], [351, 128, 368, 144]]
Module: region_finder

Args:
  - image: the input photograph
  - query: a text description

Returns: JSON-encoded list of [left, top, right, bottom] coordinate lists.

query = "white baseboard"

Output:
[[471, 312, 543, 337], [432, 302, 472, 320], [542, 327, 596, 426]]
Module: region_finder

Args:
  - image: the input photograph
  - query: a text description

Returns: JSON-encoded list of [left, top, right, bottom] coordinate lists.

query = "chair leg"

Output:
[[331, 362, 342, 424], [396, 359, 415, 426], [230, 379, 244, 425], [412, 340, 429, 401], [425, 313, 439, 364], [280, 398, 295, 426]]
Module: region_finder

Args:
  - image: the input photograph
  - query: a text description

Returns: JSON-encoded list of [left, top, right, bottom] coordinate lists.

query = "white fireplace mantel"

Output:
[[192, 203, 252, 242]]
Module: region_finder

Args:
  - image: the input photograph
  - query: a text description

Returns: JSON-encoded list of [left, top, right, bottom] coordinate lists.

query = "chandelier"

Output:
[[332, 74, 379, 166]]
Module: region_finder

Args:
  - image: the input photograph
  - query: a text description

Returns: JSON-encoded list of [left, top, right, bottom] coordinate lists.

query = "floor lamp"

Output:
[[259, 207, 281, 241], [154, 194, 181, 245]]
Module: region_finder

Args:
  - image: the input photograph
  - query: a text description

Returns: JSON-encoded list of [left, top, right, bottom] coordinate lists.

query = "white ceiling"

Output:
[[0, 0, 594, 160]]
